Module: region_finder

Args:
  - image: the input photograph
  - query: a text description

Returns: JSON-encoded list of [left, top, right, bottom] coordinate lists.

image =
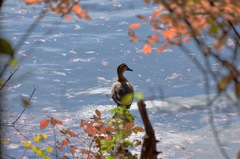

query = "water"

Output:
[[1, 0, 239, 159]]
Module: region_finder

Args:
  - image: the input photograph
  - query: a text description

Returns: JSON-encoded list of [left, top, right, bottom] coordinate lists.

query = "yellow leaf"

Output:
[[36, 149, 44, 156], [23, 141, 32, 148], [40, 133, 48, 139], [44, 156, 50, 159], [10, 58, 19, 67], [33, 135, 41, 143], [32, 146, 38, 152], [46, 146, 53, 153]]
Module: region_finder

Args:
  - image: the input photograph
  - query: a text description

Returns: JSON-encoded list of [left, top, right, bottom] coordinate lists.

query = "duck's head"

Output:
[[117, 63, 133, 74]]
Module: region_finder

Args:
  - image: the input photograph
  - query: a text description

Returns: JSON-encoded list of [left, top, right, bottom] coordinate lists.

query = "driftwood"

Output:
[[138, 100, 161, 159]]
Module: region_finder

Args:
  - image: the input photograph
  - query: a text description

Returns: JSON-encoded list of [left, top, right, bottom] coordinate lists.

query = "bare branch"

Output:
[[0, 66, 20, 91], [12, 86, 37, 125]]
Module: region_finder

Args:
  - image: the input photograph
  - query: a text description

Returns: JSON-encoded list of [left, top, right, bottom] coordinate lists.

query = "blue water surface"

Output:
[[1, 1, 239, 159]]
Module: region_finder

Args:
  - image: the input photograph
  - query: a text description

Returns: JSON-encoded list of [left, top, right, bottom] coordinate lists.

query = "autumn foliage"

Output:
[[129, 0, 240, 101], [25, 0, 91, 21], [24, 107, 144, 158], [129, 0, 240, 54]]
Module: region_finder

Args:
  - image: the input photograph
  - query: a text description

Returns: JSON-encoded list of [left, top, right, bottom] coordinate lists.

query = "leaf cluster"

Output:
[[24, 0, 91, 21], [25, 107, 144, 159]]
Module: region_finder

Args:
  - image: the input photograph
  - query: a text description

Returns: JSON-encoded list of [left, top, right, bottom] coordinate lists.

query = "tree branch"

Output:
[[138, 100, 161, 159]]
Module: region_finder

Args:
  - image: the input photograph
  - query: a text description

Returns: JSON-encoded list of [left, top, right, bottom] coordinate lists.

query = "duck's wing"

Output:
[[111, 81, 134, 107], [111, 82, 123, 106]]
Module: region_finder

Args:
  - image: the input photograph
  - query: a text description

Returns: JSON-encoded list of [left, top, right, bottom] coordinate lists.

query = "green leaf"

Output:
[[0, 38, 14, 57], [121, 93, 134, 106], [106, 156, 114, 159], [209, 23, 219, 34], [10, 58, 19, 67], [135, 92, 144, 100], [122, 140, 134, 147]]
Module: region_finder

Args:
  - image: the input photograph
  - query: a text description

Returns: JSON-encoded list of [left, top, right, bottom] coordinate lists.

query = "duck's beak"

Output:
[[127, 67, 133, 71]]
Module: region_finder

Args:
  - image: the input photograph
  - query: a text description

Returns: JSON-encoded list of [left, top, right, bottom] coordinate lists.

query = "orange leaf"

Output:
[[62, 138, 69, 146], [65, 15, 71, 21], [57, 146, 63, 151], [129, 23, 141, 30], [128, 31, 139, 43], [73, 4, 82, 13], [68, 130, 77, 137], [144, 0, 151, 4], [70, 146, 78, 154], [143, 44, 152, 54], [162, 28, 178, 40], [25, 0, 41, 5], [50, 117, 62, 127], [85, 125, 97, 136], [149, 34, 160, 40], [40, 119, 49, 129], [84, 14, 92, 21], [105, 125, 115, 132], [182, 37, 190, 42], [157, 44, 168, 52], [81, 149, 90, 154]]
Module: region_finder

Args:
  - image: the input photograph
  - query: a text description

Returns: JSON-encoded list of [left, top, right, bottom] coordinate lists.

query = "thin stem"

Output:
[[12, 86, 37, 125], [0, 66, 20, 91]]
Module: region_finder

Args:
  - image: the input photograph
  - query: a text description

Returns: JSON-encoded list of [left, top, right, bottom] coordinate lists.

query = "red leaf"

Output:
[[62, 138, 69, 146], [105, 126, 115, 132], [85, 125, 97, 136], [129, 23, 141, 30], [50, 117, 62, 127], [68, 130, 77, 137], [125, 122, 134, 129], [128, 31, 139, 43], [80, 149, 90, 154], [57, 146, 63, 151], [143, 44, 152, 54], [157, 44, 168, 52], [40, 119, 49, 129], [70, 146, 78, 154]]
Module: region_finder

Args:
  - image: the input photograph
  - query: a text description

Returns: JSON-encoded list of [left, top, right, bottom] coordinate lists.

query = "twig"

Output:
[[52, 126, 58, 159], [12, 86, 37, 125], [0, 66, 20, 91]]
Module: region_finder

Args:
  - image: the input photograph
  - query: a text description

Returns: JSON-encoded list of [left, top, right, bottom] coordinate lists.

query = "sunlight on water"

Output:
[[1, 0, 239, 159]]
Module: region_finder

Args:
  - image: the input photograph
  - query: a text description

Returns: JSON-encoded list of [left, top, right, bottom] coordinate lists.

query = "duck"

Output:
[[111, 63, 134, 109]]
